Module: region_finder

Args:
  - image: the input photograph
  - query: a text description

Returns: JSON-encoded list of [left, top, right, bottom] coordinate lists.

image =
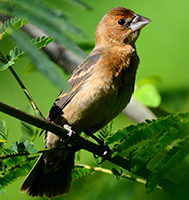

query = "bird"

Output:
[[20, 7, 151, 198]]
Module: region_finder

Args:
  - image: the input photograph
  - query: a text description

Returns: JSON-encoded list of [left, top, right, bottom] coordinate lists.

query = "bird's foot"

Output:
[[63, 124, 81, 151], [63, 124, 75, 145]]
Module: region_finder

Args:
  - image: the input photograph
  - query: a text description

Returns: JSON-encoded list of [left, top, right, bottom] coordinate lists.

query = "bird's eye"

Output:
[[118, 18, 126, 26]]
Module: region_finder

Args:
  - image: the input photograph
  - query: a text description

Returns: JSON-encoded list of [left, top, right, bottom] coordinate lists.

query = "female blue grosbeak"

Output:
[[20, 7, 150, 198]]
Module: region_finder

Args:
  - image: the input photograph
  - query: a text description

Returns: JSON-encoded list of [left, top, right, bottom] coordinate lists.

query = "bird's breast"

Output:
[[62, 67, 134, 133]]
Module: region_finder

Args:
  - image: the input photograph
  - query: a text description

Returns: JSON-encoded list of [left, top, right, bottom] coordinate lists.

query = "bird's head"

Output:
[[95, 7, 151, 47]]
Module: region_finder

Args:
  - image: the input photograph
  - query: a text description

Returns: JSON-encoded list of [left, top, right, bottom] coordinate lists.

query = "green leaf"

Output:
[[137, 75, 162, 87], [20, 122, 38, 143], [131, 128, 179, 172], [8, 140, 38, 155], [6, 36, 54, 63], [0, 120, 8, 155], [134, 84, 161, 107], [0, 139, 38, 191], [7, 47, 26, 62], [0, 120, 8, 142], [0, 17, 27, 40], [0, 121, 16, 157], [31, 36, 55, 49], [146, 135, 189, 193], [23, 141, 38, 153], [0, 52, 14, 71], [134, 75, 161, 107], [1, 35, 55, 72], [105, 122, 146, 146], [112, 168, 123, 179], [72, 165, 95, 180], [105, 112, 189, 176], [106, 121, 154, 151], [0, 156, 37, 189], [104, 112, 189, 195], [98, 121, 113, 142], [106, 113, 189, 153], [0, 61, 15, 72]]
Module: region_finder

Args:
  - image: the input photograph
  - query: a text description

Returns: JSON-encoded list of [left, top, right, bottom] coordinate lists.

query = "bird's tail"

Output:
[[20, 151, 75, 198]]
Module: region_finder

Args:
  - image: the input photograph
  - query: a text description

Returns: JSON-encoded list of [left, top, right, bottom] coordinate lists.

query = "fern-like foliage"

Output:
[[98, 121, 113, 142], [0, 119, 38, 194], [0, 120, 9, 155], [0, 17, 27, 40], [0, 35, 54, 73], [105, 112, 189, 193], [0, 155, 37, 194], [31, 36, 55, 49], [6, 36, 55, 63], [20, 122, 38, 143], [0, 120, 7, 143], [0, 121, 17, 156], [72, 165, 96, 181], [7, 46, 25, 63]]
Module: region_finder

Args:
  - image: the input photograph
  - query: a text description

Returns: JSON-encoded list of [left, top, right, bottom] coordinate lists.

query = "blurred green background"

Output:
[[0, 0, 188, 199]]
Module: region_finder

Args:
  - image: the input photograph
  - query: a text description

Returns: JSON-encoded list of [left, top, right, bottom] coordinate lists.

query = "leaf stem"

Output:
[[76, 164, 162, 189]]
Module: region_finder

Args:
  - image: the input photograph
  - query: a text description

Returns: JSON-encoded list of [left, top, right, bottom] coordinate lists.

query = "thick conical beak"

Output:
[[130, 14, 151, 32]]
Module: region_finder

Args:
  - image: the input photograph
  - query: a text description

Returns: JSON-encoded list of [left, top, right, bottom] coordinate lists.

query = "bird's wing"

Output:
[[46, 54, 101, 122]]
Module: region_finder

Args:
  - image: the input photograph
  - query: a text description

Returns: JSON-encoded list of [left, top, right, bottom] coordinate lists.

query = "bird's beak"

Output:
[[130, 14, 151, 32]]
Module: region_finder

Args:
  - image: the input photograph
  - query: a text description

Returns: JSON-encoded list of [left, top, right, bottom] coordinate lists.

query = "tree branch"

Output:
[[0, 101, 177, 195]]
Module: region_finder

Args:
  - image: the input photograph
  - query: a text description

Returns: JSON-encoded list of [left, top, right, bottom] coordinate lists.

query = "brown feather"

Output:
[[20, 151, 74, 198]]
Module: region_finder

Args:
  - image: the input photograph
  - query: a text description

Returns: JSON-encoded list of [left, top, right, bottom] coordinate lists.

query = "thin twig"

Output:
[[8, 66, 44, 119], [76, 163, 162, 189]]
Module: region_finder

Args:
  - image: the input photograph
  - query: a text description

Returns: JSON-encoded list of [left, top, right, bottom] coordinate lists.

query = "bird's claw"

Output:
[[63, 124, 76, 145], [63, 124, 81, 151]]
